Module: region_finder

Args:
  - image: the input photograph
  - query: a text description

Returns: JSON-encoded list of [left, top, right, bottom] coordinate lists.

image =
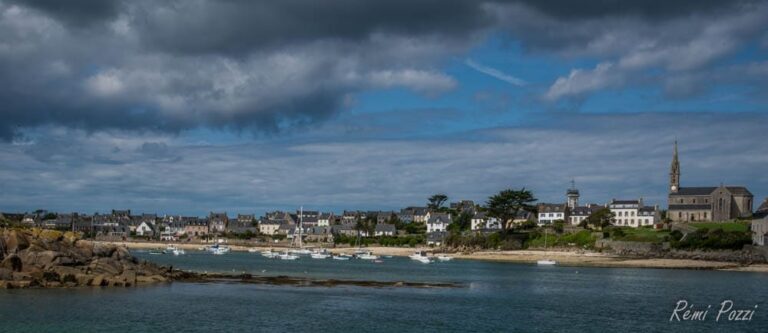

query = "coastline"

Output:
[[101, 241, 768, 273]]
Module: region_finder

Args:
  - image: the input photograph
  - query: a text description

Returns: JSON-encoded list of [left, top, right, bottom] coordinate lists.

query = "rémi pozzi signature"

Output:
[[670, 300, 758, 322]]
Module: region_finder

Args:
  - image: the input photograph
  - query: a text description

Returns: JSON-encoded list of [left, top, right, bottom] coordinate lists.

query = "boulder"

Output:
[[0, 268, 12, 280], [5, 230, 30, 253], [89, 258, 122, 276], [1, 254, 23, 272], [92, 243, 116, 258], [90, 275, 106, 287]]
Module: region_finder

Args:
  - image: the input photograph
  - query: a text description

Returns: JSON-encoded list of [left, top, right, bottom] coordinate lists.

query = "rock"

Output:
[[90, 275, 106, 287], [5, 230, 30, 253], [1, 254, 23, 272], [0, 268, 12, 280], [39, 229, 64, 242], [45, 281, 61, 288], [89, 258, 122, 276], [12, 271, 33, 281], [92, 243, 116, 258], [76, 274, 94, 286]]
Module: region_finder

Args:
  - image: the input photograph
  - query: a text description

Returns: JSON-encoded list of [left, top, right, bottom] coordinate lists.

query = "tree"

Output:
[[580, 208, 614, 230], [553, 220, 565, 234], [485, 188, 537, 231], [427, 194, 448, 210]]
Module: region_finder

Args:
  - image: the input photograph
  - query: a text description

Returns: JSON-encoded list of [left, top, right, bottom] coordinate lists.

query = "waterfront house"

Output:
[[471, 212, 500, 231], [426, 213, 451, 233], [568, 204, 603, 226], [136, 221, 155, 237], [318, 213, 334, 226], [608, 199, 659, 228], [183, 219, 208, 237], [259, 220, 282, 236], [401, 207, 429, 223], [537, 203, 568, 226], [332, 224, 368, 237], [427, 231, 447, 246], [374, 223, 396, 236], [208, 212, 228, 233], [752, 199, 768, 246]]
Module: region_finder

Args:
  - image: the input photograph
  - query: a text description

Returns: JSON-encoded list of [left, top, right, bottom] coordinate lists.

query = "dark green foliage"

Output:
[[525, 230, 597, 249], [444, 231, 523, 250], [580, 208, 614, 230], [404, 223, 426, 235], [553, 220, 565, 234], [427, 194, 448, 210], [447, 211, 472, 233], [485, 188, 537, 231], [671, 228, 751, 250]]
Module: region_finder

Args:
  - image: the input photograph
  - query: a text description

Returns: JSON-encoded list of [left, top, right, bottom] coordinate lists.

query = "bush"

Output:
[[671, 228, 751, 250]]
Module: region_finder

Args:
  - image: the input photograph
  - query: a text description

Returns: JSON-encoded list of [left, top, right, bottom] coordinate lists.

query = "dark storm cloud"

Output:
[[132, 0, 492, 56], [0, 0, 766, 141], [7, 0, 122, 26]]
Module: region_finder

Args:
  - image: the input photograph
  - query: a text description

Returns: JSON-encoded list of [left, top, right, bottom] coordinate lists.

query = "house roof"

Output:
[[428, 213, 451, 224], [538, 203, 566, 213], [375, 223, 396, 232], [757, 199, 768, 213]]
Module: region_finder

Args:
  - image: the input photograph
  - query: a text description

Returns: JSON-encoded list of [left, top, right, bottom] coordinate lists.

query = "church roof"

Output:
[[725, 187, 752, 196], [670, 187, 716, 196]]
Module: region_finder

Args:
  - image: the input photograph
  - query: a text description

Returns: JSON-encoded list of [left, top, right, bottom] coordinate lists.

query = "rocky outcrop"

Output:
[[0, 228, 169, 289]]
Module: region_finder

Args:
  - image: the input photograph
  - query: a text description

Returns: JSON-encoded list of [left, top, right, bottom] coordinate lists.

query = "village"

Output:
[[2, 142, 767, 252]]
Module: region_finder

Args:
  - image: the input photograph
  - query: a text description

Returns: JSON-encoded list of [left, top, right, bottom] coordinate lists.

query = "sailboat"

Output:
[[537, 228, 557, 265], [286, 206, 310, 258]]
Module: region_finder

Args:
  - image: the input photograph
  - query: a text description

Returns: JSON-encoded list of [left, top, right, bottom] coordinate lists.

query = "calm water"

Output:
[[1, 250, 766, 332]]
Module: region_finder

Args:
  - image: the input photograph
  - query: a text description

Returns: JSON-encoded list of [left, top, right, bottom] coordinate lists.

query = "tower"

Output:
[[670, 140, 680, 193], [566, 179, 579, 209]]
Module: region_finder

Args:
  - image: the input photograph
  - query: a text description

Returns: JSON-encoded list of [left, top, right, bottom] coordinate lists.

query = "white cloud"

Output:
[[544, 62, 622, 101]]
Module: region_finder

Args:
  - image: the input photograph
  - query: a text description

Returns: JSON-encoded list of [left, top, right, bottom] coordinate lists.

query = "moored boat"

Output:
[[357, 251, 379, 260], [278, 252, 299, 260], [409, 251, 432, 264], [537, 259, 557, 265], [436, 255, 453, 261]]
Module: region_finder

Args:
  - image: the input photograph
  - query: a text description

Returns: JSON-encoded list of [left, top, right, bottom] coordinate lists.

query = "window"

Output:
[[703, 212, 707, 219]]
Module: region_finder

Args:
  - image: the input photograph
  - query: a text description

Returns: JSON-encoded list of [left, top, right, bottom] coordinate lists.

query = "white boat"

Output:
[[148, 249, 164, 255], [261, 249, 280, 258], [278, 252, 299, 260], [332, 254, 352, 260], [172, 248, 186, 256], [436, 255, 453, 261], [409, 251, 432, 263], [357, 251, 379, 260], [247, 248, 259, 253], [310, 249, 330, 259], [290, 248, 313, 255], [211, 247, 227, 255]]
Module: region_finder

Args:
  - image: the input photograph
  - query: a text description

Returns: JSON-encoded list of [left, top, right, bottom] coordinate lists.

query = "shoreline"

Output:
[[101, 241, 768, 273]]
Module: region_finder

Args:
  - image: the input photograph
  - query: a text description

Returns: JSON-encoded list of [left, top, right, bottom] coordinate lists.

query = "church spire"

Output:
[[670, 140, 680, 193]]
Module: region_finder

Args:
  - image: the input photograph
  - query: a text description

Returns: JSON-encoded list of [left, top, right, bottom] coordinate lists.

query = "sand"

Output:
[[101, 241, 768, 273]]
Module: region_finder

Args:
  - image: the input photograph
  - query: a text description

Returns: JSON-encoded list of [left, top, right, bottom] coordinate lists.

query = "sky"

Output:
[[1, 0, 767, 216]]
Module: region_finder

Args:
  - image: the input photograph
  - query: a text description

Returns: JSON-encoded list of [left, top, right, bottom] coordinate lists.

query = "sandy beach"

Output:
[[103, 241, 768, 273]]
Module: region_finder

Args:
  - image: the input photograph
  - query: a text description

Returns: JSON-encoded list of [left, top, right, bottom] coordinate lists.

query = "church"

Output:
[[667, 142, 754, 222]]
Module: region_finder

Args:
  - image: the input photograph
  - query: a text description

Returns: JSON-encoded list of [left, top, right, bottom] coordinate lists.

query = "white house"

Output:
[[136, 221, 155, 237], [318, 213, 333, 227], [569, 204, 602, 226], [537, 203, 567, 225], [752, 199, 768, 246], [471, 212, 500, 231], [374, 223, 396, 236], [259, 220, 282, 236], [608, 199, 659, 228], [426, 213, 451, 233]]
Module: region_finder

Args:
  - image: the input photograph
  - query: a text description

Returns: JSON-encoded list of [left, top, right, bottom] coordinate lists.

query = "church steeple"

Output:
[[670, 140, 680, 193]]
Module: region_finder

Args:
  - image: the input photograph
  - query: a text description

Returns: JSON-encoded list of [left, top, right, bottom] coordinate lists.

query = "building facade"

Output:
[[667, 141, 753, 222]]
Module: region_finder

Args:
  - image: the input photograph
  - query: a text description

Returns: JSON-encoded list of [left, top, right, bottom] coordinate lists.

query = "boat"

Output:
[[332, 253, 352, 260], [310, 249, 331, 259], [357, 251, 379, 260], [436, 255, 453, 261], [247, 248, 259, 253], [409, 251, 432, 264], [261, 249, 280, 258], [211, 247, 228, 255], [166, 244, 177, 252], [148, 249, 164, 255], [278, 252, 299, 260], [290, 248, 313, 255], [287, 206, 312, 256]]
